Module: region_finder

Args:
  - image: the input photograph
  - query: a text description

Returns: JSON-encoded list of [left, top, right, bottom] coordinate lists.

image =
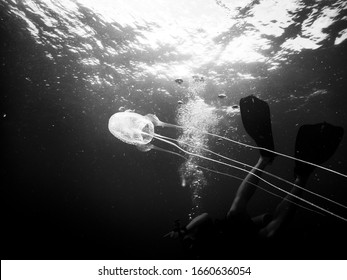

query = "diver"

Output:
[[164, 95, 344, 259]]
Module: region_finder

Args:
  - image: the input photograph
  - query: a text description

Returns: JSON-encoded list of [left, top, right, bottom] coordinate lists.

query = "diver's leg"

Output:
[[258, 175, 308, 238], [259, 122, 344, 239], [227, 156, 272, 219], [228, 95, 275, 220]]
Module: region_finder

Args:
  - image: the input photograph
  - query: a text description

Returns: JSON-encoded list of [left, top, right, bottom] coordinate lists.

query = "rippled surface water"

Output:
[[1, 0, 347, 259]]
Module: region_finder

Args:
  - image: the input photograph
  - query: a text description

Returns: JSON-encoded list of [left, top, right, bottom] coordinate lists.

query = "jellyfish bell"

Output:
[[108, 111, 155, 145], [108, 111, 177, 147]]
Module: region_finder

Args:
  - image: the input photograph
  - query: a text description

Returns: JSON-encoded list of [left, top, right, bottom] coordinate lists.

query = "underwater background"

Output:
[[1, 0, 347, 259]]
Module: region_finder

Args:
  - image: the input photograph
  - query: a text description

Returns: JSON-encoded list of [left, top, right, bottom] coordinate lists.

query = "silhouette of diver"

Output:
[[164, 95, 344, 259]]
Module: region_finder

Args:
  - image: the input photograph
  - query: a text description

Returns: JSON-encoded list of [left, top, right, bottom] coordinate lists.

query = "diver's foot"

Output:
[[257, 149, 276, 163], [260, 154, 276, 165]]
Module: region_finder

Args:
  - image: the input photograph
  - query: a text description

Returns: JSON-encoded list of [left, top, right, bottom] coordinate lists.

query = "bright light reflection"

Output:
[[335, 29, 347, 45], [12, 0, 347, 81]]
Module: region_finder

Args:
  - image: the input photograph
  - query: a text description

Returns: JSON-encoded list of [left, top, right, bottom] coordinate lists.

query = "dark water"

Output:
[[1, 0, 347, 260]]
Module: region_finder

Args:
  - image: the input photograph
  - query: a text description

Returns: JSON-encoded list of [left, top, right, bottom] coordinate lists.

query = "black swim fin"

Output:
[[294, 122, 344, 178], [240, 95, 275, 160]]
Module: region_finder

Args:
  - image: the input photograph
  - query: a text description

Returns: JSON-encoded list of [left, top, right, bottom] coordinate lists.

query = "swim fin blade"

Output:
[[240, 95, 275, 160], [294, 122, 344, 177]]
